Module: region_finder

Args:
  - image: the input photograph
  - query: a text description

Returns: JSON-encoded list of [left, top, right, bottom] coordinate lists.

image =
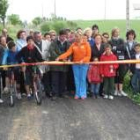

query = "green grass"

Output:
[[123, 73, 140, 105], [2, 20, 140, 41], [74, 20, 140, 41]]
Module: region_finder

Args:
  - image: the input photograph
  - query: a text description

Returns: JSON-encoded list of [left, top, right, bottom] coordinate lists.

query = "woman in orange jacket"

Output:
[[56, 32, 91, 99]]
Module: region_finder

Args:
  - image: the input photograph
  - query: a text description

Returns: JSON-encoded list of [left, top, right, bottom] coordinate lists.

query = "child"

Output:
[[2, 41, 21, 99], [130, 43, 140, 95], [100, 44, 118, 100], [88, 57, 101, 98]]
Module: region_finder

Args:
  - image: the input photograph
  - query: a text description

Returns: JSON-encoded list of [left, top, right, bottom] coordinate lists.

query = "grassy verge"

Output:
[[124, 73, 140, 105]]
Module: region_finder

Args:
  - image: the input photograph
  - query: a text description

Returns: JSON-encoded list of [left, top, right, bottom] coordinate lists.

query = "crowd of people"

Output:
[[0, 25, 140, 103]]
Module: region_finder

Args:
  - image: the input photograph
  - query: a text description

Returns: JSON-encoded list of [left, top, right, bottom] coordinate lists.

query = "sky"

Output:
[[7, 0, 140, 22]]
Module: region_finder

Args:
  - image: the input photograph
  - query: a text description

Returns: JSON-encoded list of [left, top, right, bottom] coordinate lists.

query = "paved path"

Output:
[[0, 96, 140, 140]]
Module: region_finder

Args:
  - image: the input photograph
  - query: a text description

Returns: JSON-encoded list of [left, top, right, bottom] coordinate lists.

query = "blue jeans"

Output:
[[131, 69, 140, 94], [72, 64, 89, 98], [91, 83, 100, 95]]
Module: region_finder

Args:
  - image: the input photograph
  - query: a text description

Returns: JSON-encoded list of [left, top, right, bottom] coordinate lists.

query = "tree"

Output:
[[7, 14, 22, 25], [0, 0, 8, 27], [32, 17, 43, 26]]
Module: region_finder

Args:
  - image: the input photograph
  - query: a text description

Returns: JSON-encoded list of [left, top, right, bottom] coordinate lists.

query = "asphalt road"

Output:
[[0, 95, 140, 140]]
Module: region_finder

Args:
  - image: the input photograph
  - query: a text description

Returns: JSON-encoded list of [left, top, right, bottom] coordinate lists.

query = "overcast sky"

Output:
[[7, 0, 140, 22]]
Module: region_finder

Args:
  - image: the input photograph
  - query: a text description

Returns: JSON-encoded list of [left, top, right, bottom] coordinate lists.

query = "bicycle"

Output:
[[23, 66, 43, 105]]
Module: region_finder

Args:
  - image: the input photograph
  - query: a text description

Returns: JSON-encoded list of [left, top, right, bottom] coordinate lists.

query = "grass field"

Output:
[[1, 20, 140, 41], [74, 20, 140, 41]]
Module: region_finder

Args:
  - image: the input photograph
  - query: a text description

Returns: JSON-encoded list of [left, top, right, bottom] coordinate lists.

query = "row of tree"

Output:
[[0, 0, 78, 34]]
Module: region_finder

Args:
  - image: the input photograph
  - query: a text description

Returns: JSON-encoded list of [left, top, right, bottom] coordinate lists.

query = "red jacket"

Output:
[[88, 64, 102, 83], [100, 53, 118, 77]]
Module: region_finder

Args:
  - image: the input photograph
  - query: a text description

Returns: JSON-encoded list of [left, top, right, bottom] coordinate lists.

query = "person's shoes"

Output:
[[16, 93, 22, 100], [114, 90, 118, 96], [27, 94, 31, 99], [46, 92, 53, 98], [22, 93, 27, 96], [119, 90, 127, 97], [104, 95, 109, 99], [81, 97, 86, 100], [74, 96, 79, 100], [0, 99, 3, 103], [109, 95, 114, 100], [95, 94, 98, 99]]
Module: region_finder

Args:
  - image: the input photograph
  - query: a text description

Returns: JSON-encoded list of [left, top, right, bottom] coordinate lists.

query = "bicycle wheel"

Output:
[[9, 93, 14, 107]]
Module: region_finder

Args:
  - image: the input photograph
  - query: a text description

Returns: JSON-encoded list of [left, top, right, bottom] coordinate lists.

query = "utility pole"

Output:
[[104, 0, 107, 20], [54, 0, 56, 17], [126, 0, 130, 31]]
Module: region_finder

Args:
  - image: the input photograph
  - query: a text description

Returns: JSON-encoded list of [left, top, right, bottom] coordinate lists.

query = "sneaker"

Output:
[[114, 90, 118, 96], [16, 93, 22, 100], [109, 95, 114, 100], [27, 94, 31, 99], [104, 95, 109, 99], [0, 99, 3, 103], [119, 90, 127, 97], [81, 97, 86, 100], [74, 96, 79, 100]]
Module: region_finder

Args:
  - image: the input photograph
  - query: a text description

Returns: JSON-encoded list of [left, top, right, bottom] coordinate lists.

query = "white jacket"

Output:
[[35, 40, 51, 73]]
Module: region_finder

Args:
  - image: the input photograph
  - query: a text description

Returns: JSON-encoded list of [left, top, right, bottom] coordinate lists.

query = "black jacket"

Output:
[[92, 43, 105, 60], [16, 46, 44, 63], [109, 38, 126, 60], [124, 41, 137, 60]]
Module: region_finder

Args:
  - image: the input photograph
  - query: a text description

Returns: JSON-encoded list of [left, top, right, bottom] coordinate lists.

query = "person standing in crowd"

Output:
[[2, 41, 21, 99], [29, 29, 34, 37], [125, 29, 137, 60], [16, 30, 27, 51], [130, 43, 140, 96], [92, 34, 105, 96], [88, 57, 102, 99], [92, 34, 105, 59], [84, 28, 95, 50], [109, 27, 127, 96], [92, 24, 99, 38], [0, 36, 9, 92], [100, 44, 118, 100], [102, 32, 110, 44], [33, 31, 51, 97], [49, 30, 57, 42], [44, 32, 51, 42], [0, 36, 8, 103], [1, 29, 13, 43], [16, 36, 44, 98], [56, 32, 91, 100], [76, 27, 83, 34], [49, 29, 70, 100], [125, 29, 137, 94]]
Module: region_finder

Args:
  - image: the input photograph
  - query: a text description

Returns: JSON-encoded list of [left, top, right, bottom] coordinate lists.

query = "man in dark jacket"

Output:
[[130, 43, 140, 95], [49, 29, 70, 99]]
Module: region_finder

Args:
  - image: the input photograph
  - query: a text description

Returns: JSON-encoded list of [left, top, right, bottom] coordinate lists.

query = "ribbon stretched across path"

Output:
[[0, 59, 140, 68]]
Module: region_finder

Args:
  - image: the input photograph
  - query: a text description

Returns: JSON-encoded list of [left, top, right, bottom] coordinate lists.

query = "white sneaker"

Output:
[[0, 99, 3, 103], [16, 93, 22, 100], [114, 90, 118, 96], [104, 95, 109, 99], [109, 95, 114, 100], [119, 90, 127, 97], [117, 92, 122, 96], [27, 94, 31, 98]]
